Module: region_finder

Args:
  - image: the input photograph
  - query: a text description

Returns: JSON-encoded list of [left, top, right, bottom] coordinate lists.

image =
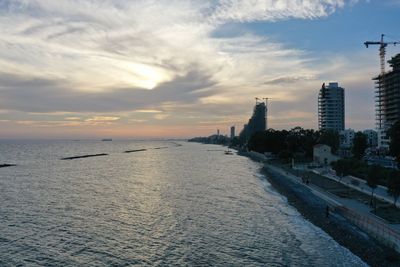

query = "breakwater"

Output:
[[124, 149, 147, 153], [0, 164, 16, 168], [61, 153, 109, 160], [0, 141, 367, 266]]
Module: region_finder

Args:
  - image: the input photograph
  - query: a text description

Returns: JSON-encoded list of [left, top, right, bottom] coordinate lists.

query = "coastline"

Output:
[[261, 163, 399, 267]]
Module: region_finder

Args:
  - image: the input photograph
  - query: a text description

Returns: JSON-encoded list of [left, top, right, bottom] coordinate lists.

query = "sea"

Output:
[[0, 140, 367, 266]]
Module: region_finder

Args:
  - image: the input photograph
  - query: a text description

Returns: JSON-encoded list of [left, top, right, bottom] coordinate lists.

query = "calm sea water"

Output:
[[0, 140, 366, 266]]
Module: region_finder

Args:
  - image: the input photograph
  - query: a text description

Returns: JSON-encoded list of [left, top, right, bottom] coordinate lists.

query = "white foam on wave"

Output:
[[256, 170, 368, 267]]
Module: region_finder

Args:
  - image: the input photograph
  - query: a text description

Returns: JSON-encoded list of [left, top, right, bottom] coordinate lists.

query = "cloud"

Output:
[[154, 113, 170, 120], [0, 70, 215, 113], [264, 75, 317, 85], [85, 116, 120, 122], [0, 0, 370, 137], [134, 110, 163, 113], [15, 120, 84, 127], [10, 116, 120, 128], [0, 0, 356, 94], [210, 0, 354, 23], [65, 117, 81, 121]]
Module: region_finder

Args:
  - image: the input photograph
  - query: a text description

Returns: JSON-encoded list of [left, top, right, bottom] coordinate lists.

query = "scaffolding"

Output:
[[373, 54, 400, 148]]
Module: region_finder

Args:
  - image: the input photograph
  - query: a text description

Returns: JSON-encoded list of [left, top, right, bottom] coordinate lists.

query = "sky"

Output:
[[0, 0, 400, 139]]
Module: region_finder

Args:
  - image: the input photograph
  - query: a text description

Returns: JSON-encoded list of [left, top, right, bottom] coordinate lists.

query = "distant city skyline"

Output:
[[0, 1, 400, 138]]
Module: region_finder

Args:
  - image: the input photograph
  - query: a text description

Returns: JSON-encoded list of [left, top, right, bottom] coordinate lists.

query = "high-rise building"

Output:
[[230, 126, 235, 139], [242, 100, 267, 140], [373, 54, 400, 149], [318, 82, 345, 132]]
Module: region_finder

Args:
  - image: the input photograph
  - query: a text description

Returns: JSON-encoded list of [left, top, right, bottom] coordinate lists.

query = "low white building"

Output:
[[313, 144, 339, 165], [363, 129, 378, 148]]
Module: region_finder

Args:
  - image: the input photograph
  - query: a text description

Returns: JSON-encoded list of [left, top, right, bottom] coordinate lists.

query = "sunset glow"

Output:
[[0, 1, 399, 138]]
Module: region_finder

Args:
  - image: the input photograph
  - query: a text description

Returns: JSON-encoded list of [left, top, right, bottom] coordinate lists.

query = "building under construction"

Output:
[[242, 98, 267, 140], [373, 54, 400, 148]]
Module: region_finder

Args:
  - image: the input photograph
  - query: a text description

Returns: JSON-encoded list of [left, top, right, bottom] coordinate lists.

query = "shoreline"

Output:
[[261, 163, 399, 267]]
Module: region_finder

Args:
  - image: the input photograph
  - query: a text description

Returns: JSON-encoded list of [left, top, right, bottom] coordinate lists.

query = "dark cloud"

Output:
[[264, 76, 316, 85], [0, 70, 216, 113]]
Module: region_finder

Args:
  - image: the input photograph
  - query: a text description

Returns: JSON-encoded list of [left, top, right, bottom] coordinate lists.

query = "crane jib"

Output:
[[364, 34, 400, 74]]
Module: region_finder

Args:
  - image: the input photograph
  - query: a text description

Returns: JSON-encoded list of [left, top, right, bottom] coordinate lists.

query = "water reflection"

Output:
[[0, 140, 366, 266]]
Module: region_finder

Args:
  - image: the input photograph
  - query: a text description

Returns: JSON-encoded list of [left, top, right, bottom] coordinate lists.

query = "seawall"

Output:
[[262, 164, 399, 267], [238, 150, 399, 266]]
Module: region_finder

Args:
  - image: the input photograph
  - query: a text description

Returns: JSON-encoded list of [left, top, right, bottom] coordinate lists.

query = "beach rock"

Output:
[[263, 165, 400, 267], [0, 164, 16, 168], [61, 154, 108, 160]]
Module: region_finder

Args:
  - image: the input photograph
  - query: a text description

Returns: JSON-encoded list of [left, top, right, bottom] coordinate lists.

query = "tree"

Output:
[[352, 132, 367, 159], [286, 128, 302, 154], [389, 121, 400, 167], [367, 164, 380, 201], [247, 129, 288, 154], [285, 127, 319, 160], [303, 129, 319, 159], [331, 159, 352, 181], [318, 130, 340, 153], [278, 150, 292, 163], [230, 136, 242, 147], [387, 170, 400, 207]]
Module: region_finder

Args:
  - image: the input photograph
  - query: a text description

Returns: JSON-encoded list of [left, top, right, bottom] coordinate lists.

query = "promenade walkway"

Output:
[[268, 165, 370, 213], [265, 163, 400, 249], [312, 168, 400, 208], [243, 150, 400, 253]]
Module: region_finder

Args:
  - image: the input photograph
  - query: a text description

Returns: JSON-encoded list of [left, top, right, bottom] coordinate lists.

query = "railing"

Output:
[[335, 206, 400, 252]]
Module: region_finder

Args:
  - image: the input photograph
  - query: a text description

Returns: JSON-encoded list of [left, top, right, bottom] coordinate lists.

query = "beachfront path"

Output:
[[266, 164, 400, 236], [314, 169, 400, 209]]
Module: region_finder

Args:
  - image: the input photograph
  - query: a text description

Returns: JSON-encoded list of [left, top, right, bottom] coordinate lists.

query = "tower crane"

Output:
[[262, 97, 270, 106], [255, 97, 271, 105], [365, 34, 399, 144], [364, 34, 399, 75]]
